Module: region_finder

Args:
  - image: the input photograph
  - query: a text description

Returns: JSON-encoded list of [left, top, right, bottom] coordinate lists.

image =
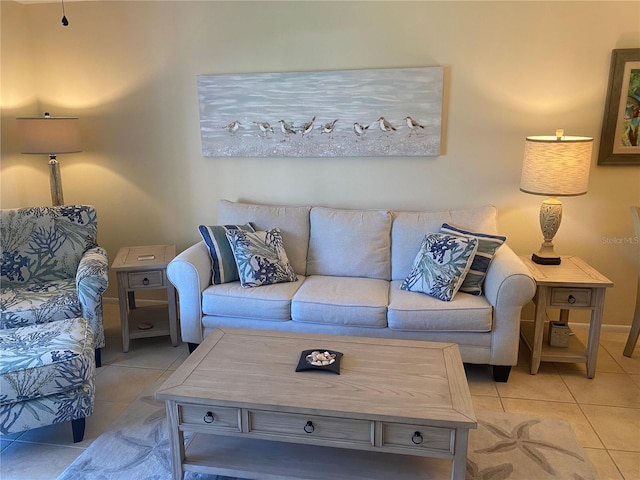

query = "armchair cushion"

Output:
[[0, 317, 95, 438], [0, 206, 108, 349]]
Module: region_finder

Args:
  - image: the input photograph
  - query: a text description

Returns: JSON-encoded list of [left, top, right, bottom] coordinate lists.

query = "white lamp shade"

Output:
[[520, 135, 593, 197], [17, 117, 82, 155]]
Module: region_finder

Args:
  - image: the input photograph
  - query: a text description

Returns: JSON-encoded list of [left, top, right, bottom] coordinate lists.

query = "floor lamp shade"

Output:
[[520, 132, 593, 265], [17, 115, 82, 206]]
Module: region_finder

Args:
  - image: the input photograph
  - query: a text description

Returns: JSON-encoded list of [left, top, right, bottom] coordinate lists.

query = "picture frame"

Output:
[[197, 66, 444, 158], [598, 48, 640, 165]]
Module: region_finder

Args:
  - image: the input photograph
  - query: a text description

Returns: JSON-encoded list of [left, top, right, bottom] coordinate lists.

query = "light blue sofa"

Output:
[[168, 200, 536, 382]]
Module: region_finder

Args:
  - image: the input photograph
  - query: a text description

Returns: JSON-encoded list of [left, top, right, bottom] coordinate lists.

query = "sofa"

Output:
[[167, 200, 536, 382], [0, 205, 108, 366]]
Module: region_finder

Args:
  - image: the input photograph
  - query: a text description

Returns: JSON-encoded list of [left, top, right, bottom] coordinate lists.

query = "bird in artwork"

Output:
[[301, 116, 316, 137], [353, 122, 369, 139], [222, 121, 241, 134], [278, 120, 297, 140], [377, 117, 397, 133], [321, 119, 339, 134], [404, 116, 425, 136], [253, 121, 274, 137]]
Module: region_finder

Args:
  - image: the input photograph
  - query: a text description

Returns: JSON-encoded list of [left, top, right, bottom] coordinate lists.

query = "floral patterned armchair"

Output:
[[0, 205, 108, 366]]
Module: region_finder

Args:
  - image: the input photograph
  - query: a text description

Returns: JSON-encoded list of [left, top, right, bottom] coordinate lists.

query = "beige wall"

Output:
[[1, 1, 639, 326]]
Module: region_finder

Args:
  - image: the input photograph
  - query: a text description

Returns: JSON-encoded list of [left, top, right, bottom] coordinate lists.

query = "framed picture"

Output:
[[197, 67, 443, 158], [598, 48, 640, 165]]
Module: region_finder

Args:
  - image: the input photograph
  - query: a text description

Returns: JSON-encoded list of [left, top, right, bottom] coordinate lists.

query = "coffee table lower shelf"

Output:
[[182, 433, 454, 480]]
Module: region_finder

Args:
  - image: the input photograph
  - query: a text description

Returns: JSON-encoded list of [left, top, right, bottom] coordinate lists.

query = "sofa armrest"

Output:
[[76, 246, 109, 349], [483, 244, 536, 365], [167, 242, 211, 345]]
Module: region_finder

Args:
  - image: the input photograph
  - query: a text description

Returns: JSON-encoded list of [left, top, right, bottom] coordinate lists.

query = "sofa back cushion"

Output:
[[217, 200, 311, 275], [391, 205, 498, 281], [0, 205, 98, 285], [306, 207, 392, 280]]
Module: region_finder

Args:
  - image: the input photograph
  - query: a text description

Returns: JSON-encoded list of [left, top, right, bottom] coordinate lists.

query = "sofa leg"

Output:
[[492, 365, 512, 382], [95, 348, 102, 368], [188, 343, 198, 354], [72, 417, 86, 443]]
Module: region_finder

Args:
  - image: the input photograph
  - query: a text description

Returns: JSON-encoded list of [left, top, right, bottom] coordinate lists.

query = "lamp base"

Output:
[[532, 253, 561, 265]]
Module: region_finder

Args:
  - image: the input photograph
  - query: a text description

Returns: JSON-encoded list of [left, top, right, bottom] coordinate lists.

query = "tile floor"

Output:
[[1, 302, 639, 479]]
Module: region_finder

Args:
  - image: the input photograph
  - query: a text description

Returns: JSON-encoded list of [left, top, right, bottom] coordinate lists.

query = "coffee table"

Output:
[[155, 328, 476, 480]]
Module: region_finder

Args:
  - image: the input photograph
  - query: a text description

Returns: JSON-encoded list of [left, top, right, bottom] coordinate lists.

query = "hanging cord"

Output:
[[61, 0, 69, 26]]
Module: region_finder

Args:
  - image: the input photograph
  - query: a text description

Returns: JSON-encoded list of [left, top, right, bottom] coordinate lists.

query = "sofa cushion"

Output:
[[202, 276, 305, 321], [307, 207, 392, 280], [291, 275, 388, 328], [0, 279, 81, 329], [198, 223, 255, 285], [226, 229, 298, 288], [401, 233, 478, 301], [440, 223, 506, 296], [391, 205, 498, 281], [0, 317, 95, 405], [388, 280, 492, 332], [217, 200, 310, 275]]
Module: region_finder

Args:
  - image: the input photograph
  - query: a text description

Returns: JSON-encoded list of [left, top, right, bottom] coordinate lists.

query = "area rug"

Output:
[[58, 388, 597, 480]]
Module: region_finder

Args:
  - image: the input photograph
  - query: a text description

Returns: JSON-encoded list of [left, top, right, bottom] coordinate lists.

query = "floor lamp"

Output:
[[17, 113, 82, 206], [520, 129, 593, 265]]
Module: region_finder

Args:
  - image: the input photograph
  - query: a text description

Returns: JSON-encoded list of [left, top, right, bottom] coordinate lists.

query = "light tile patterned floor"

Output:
[[1, 303, 639, 479]]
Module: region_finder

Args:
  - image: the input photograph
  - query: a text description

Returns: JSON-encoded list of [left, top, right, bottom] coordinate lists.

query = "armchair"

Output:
[[0, 205, 108, 366]]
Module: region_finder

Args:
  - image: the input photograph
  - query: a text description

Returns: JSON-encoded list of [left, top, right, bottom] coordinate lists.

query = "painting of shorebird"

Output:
[[197, 66, 443, 157]]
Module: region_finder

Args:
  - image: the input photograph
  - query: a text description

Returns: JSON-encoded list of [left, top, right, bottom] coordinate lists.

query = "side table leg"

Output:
[[585, 288, 606, 379], [167, 280, 179, 347], [116, 272, 131, 353], [531, 286, 549, 374]]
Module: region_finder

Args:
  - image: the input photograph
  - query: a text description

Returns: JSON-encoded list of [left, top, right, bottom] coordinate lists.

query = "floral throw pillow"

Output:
[[440, 223, 506, 296], [400, 233, 478, 301], [225, 228, 298, 288]]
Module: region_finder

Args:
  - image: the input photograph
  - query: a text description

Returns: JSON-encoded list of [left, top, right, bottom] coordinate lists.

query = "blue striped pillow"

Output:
[[440, 223, 506, 295], [198, 223, 255, 284]]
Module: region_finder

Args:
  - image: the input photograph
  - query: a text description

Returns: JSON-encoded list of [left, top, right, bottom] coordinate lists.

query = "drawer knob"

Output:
[[143, 277, 150, 286], [567, 294, 576, 304], [203, 411, 215, 423], [412, 431, 423, 445], [304, 421, 315, 433]]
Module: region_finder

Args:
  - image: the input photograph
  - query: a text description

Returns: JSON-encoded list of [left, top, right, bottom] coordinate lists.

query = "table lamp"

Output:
[[520, 129, 593, 265], [17, 113, 82, 206]]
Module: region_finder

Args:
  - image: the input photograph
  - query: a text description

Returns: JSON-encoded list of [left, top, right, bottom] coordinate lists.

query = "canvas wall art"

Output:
[[197, 67, 443, 158]]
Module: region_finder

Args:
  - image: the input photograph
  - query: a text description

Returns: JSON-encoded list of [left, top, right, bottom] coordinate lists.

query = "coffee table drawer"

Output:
[[248, 410, 373, 445], [179, 404, 241, 432], [382, 422, 453, 454]]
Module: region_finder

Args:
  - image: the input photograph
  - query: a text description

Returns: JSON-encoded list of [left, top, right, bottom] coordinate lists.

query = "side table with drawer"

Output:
[[111, 245, 179, 352], [519, 255, 613, 378]]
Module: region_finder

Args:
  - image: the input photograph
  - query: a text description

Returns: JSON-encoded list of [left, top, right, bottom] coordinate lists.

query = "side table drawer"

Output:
[[382, 422, 453, 454], [248, 410, 373, 445], [550, 288, 591, 307], [127, 270, 164, 289], [179, 404, 241, 433]]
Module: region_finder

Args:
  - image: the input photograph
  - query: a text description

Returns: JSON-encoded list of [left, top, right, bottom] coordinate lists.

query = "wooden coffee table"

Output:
[[155, 328, 476, 480]]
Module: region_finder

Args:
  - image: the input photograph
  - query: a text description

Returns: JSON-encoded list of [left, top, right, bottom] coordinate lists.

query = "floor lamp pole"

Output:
[[48, 155, 64, 206]]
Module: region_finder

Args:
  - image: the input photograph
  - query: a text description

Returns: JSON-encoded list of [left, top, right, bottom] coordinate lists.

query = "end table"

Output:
[[111, 245, 179, 352], [519, 255, 613, 378]]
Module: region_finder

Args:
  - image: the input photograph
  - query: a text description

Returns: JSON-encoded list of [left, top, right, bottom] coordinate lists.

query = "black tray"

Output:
[[295, 349, 343, 374]]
